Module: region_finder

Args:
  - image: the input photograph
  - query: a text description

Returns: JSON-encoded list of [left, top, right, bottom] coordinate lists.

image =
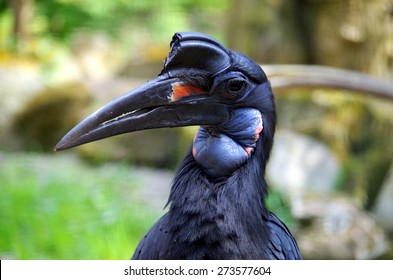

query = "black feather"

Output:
[[130, 32, 301, 260], [133, 129, 300, 259]]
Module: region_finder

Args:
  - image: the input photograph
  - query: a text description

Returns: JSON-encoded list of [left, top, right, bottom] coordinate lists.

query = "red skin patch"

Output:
[[171, 82, 205, 101], [245, 146, 254, 155], [246, 117, 263, 155]]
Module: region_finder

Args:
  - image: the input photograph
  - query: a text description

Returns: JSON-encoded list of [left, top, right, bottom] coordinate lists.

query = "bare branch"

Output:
[[263, 65, 393, 100]]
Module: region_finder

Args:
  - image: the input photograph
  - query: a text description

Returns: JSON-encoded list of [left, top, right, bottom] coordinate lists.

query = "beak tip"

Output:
[[54, 142, 65, 152], [54, 137, 73, 152]]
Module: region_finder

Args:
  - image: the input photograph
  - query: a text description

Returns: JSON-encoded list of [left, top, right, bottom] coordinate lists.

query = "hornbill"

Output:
[[55, 32, 302, 259]]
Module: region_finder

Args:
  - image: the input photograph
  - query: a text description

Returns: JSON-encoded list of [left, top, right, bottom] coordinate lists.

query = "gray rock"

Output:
[[373, 161, 393, 231], [296, 195, 388, 259], [267, 130, 340, 194], [0, 66, 44, 130]]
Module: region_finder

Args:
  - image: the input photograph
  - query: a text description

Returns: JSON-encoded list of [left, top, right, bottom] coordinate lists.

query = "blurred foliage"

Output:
[[36, 0, 228, 40], [2, 0, 392, 74], [12, 82, 91, 151], [0, 0, 229, 51], [276, 90, 393, 209], [1, 0, 393, 259], [0, 0, 231, 85], [1, 0, 391, 210], [77, 128, 186, 168], [266, 189, 297, 229], [0, 152, 162, 259]]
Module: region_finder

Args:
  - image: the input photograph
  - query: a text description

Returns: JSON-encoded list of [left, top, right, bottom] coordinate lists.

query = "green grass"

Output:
[[0, 152, 162, 259]]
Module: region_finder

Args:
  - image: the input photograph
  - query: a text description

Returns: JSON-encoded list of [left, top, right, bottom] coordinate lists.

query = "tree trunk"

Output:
[[8, 0, 34, 51]]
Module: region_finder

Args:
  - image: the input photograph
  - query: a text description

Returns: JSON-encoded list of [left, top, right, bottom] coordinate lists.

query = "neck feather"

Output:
[[165, 140, 270, 259]]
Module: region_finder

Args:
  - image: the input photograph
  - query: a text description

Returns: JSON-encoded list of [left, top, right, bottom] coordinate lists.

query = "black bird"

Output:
[[55, 32, 301, 260]]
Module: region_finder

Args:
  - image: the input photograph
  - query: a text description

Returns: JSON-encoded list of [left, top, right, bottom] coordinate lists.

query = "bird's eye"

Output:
[[227, 78, 246, 93], [216, 75, 248, 99]]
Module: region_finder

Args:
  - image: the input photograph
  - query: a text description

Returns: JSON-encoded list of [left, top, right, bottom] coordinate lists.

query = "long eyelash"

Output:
[[178, 73, 212, 90]]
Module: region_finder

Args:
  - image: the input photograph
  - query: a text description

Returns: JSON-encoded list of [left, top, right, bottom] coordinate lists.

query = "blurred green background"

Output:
[[1, 0, 393, 259]]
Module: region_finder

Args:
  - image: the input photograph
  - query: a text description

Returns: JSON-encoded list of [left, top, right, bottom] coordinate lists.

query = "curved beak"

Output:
[[55, 76, 229, 151]]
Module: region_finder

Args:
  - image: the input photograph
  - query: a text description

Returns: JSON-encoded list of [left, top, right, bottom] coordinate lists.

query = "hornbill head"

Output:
[[55, 32, 275, 180]]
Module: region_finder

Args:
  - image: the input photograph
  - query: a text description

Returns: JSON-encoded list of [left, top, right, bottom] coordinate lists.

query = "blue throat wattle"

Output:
[[192, 108, 263, 179]]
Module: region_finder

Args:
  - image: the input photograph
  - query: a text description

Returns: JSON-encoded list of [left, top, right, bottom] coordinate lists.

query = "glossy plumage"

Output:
[[132, 152, 300, 259], [56, 32, 301, 260]]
